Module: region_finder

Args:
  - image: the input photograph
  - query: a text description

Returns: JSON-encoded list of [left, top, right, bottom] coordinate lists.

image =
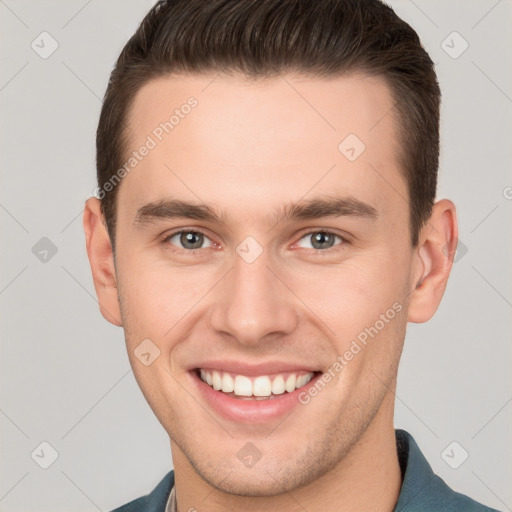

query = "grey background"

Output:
[[0, 1, 511, 511]]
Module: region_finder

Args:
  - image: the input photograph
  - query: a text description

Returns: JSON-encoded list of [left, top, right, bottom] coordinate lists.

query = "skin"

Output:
[[84, 72, 457, 512]]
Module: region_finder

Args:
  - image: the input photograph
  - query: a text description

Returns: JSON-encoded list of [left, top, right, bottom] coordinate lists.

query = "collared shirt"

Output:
[[111, 429, 501, 512]]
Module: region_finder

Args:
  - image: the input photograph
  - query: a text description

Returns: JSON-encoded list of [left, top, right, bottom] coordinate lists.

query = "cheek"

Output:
[[285, 252, 409, 359], [289, 252, 405, 319], [116, 255, 216, 338]]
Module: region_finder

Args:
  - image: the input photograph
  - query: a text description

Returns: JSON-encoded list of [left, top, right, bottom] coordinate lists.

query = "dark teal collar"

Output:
[[393, 429, 497, 511]]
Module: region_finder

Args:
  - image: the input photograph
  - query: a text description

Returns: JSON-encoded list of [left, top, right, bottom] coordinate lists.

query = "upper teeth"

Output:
[[199, 369, 314, 397]]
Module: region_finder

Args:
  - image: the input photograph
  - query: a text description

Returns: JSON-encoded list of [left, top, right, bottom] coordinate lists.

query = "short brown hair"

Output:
[[96, 0, 440, 249]]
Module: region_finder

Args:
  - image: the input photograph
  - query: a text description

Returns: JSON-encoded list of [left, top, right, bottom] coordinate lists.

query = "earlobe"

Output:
[[407, 199, 458, 323], [83, 197, 123, 327]]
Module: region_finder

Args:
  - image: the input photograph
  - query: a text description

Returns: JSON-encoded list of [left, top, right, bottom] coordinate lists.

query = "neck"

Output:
[[171, 393, 402, 512]]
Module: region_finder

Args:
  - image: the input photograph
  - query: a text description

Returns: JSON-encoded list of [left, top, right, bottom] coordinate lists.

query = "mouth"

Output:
[[187, 360, 324, 423], [194, 368, 319, 400]]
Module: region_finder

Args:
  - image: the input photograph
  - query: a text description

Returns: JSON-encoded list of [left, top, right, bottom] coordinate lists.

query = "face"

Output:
[[94, 72, 426, 495]]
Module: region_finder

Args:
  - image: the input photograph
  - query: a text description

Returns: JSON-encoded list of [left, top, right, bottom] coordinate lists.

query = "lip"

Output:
[[187, 359, 321, 377], [188, 368, 323, 424]]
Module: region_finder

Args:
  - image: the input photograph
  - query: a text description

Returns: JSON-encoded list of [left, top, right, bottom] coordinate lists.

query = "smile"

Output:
[[197, 368, 315, 399]]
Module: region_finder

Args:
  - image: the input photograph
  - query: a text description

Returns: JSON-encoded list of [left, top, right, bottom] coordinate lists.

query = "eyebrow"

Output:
[[133, 196, 379, 227]]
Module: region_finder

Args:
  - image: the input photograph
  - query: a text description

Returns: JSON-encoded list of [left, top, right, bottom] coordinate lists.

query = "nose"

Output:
[[208, 248, 299, 346]]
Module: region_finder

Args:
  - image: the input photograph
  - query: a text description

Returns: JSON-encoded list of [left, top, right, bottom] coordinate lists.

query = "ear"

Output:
[[83, 197, 123, 327], [407, 199, 458, 323]]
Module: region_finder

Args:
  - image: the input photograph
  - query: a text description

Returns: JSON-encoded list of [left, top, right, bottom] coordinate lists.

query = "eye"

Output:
[[295, 230, 346, 251], [163, 230, 213, 251]]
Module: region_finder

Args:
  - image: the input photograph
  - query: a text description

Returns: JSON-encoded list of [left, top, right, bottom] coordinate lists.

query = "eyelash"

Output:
[[160, 229, 348, 255]]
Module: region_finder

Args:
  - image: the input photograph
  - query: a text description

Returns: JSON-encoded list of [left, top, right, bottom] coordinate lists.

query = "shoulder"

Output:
[[110, 470, 175, 512], [394, 429, 501, 512], [421, 475, 501, 512]]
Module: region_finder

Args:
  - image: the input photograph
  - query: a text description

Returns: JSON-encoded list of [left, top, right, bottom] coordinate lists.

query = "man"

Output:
[[83, 0, 500, 511]]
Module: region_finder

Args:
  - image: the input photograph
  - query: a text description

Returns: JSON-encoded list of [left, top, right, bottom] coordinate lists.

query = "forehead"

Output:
[[119, 71, 406, 227]]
